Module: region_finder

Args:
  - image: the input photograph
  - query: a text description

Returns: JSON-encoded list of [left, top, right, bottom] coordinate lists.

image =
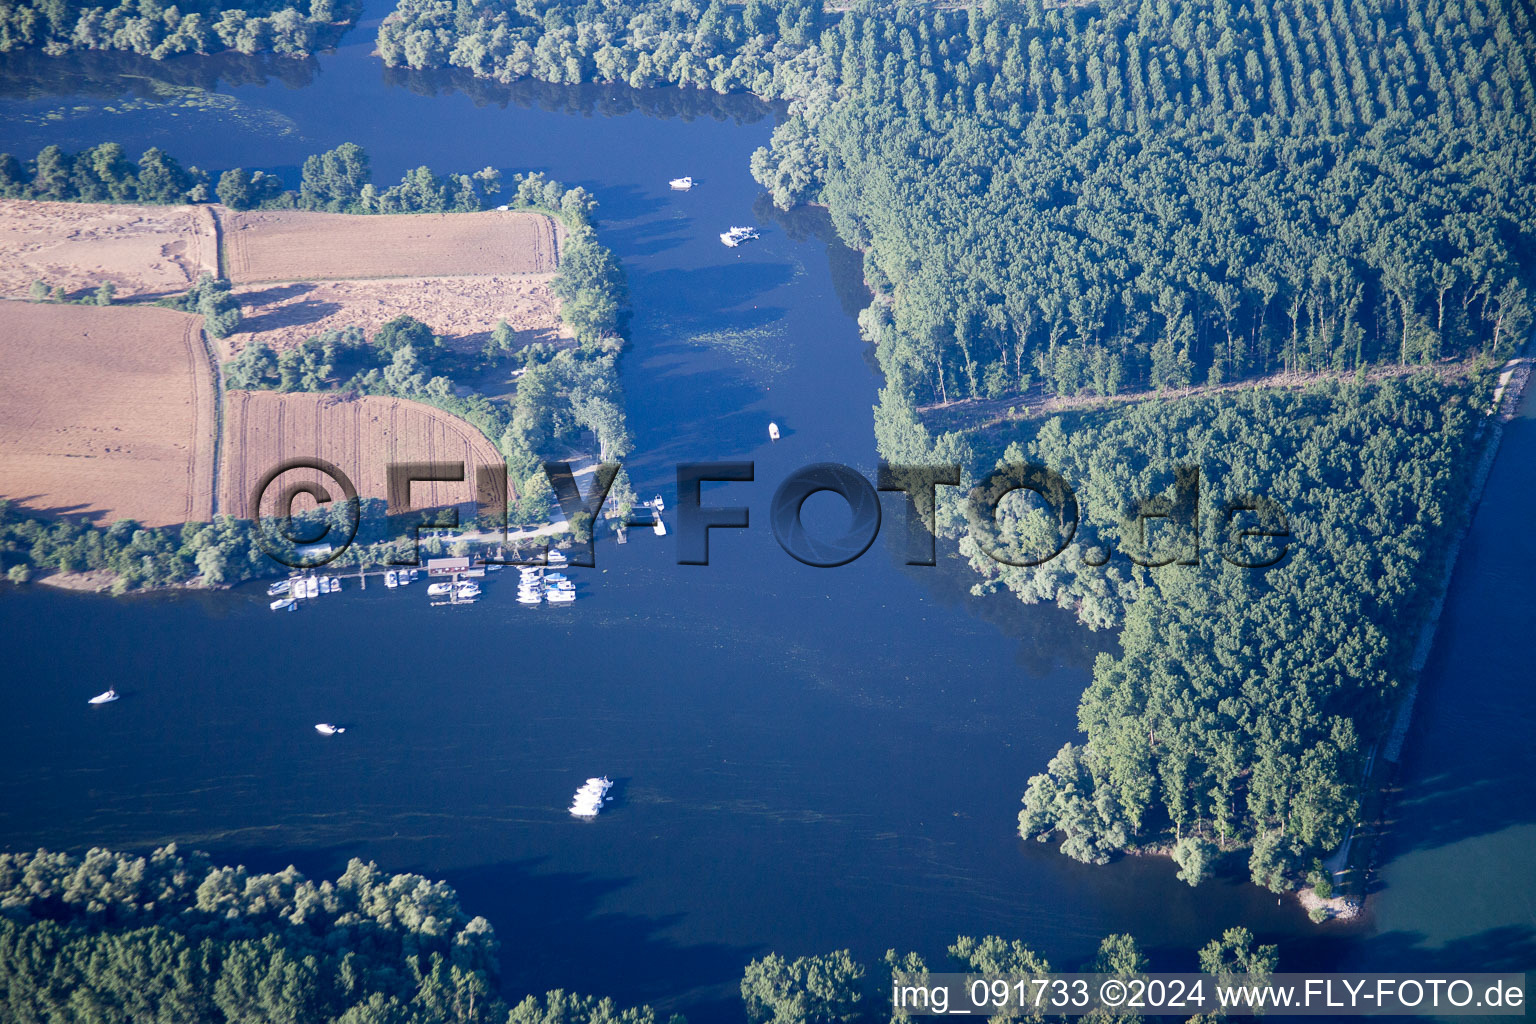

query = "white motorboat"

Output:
[[330, 576, 342, 591], [768, 421, 780, 441], [318, 577, 332, 594], [270, 596, 296, 611], [547, 549, 569, 566], [652, 494, 665, 512], [404, 570, 418, 584], [267, 579, 291, 597], [669, 176, 694, 190], [454, 581, 481, 598], [544, 572, 569, 583], [720, 225, 760, 247], [314, 723, 345, 736], [305, 576, 320, 598], [517, 593, 543, 605], [569, 776, 613, 816], [427, 581, 453, 597], [385, 570, 399, 588], [548, 580, 575, 591], [546, 589, 576, 604], [88, 688, 119, 705]]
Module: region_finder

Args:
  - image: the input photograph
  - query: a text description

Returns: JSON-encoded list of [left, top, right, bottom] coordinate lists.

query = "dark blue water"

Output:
[[1, 9, 1531, 1017]]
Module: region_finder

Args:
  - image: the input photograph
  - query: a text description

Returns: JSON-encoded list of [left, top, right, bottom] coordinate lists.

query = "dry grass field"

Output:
[[0, 199, 217, 300], [219, 209, 561, 283], [220, 391, 508, 519], [220, 273, 569, 357], [0, 302, 217, 526]]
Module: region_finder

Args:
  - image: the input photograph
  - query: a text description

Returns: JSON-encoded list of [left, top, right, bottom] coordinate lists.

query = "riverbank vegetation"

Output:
[[0, 0, 358, 60], [0, 844, 1278, 1023], [0, 845, 679, 1024]]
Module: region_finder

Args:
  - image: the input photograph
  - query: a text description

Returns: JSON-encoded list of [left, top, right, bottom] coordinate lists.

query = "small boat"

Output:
[[270, 596, 296, 611], [318, 577, 331, 594], [304, 577, 319, 598], [314, 723, 345, 736], [547, 550, 569, 566], [669, 176, 694, 190], [548, 580, 575, 592], [406, 569, 419, 582], [768, 422, 780, 441], [546, 589, 576, 604], [720, 225, 760, 247], [426, 581, 453, 597], [652, 494, 666, 513], [88, 688, 118, 705], [455, 581, 481, 598], [266, 579, 291, 597], [384, 570, 398, 588], [330, 576, 342, 591], [544, 572, 569, 583], [569, 776, 613, 816], [517, 592, 543, 605]]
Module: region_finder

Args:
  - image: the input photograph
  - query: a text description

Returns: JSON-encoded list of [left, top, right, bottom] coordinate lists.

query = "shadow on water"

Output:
[[0, 44, 325, 100], [380, 67, 776, 127], [212, 841, 756, 1017]]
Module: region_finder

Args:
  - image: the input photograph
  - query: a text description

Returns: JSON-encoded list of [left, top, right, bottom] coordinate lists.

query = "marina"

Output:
[[264, 551, 586, 611]]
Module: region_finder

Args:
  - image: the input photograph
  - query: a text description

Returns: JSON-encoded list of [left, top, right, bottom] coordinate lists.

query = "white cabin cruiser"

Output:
[[669, 176, 694, 190], [569, 776, 613, 816], [88, 688, 119, 705], [314, 723, 345, 736]]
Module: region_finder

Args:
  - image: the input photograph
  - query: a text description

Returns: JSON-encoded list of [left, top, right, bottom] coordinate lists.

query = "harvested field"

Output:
[[219, 208, 561, 283], [0, 199, 218, 301], [221, 273, 570, 357], [0, 302, 217, 526], [220, 391, 510, 520]]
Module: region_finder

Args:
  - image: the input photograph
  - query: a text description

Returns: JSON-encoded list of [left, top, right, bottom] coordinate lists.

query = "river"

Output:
[[0, 6, 1530, 1017]]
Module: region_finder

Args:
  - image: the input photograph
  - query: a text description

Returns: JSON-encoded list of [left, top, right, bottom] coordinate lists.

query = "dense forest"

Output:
[[0, 845, 1278, 1024], [954, 376, 1482, 883], [762, 0, 1536, 402], [0, 0, 357, 58]]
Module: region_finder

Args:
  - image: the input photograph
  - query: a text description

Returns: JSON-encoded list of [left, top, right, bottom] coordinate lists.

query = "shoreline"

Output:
[[1337, 345, 1534, 919]]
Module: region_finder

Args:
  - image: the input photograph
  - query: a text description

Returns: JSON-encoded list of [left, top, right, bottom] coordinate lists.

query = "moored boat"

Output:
[[426, 581, 452, 597], [270, 596, 296, 611], [267, 579, 292, 597], [385, 570, 399, 588]]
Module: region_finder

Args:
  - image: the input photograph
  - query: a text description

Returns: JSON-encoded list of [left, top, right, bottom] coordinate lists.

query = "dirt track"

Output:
[[0, 302, 217, 526]]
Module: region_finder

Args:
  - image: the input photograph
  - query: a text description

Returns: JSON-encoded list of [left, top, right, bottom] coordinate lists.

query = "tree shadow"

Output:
[[208, 841, 759, 1018]]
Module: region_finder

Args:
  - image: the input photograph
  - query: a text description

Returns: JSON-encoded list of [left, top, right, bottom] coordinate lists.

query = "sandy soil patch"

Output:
[[0, 302, 218, 526], [220, 390, 510, 519], [219, 208, 561, 283], [0, 199, 217, 301], [220, 274, 570, 356]]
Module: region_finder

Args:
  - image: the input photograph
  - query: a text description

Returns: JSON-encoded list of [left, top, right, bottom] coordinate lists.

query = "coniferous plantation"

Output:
[[371, 0, 1536, 885]]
